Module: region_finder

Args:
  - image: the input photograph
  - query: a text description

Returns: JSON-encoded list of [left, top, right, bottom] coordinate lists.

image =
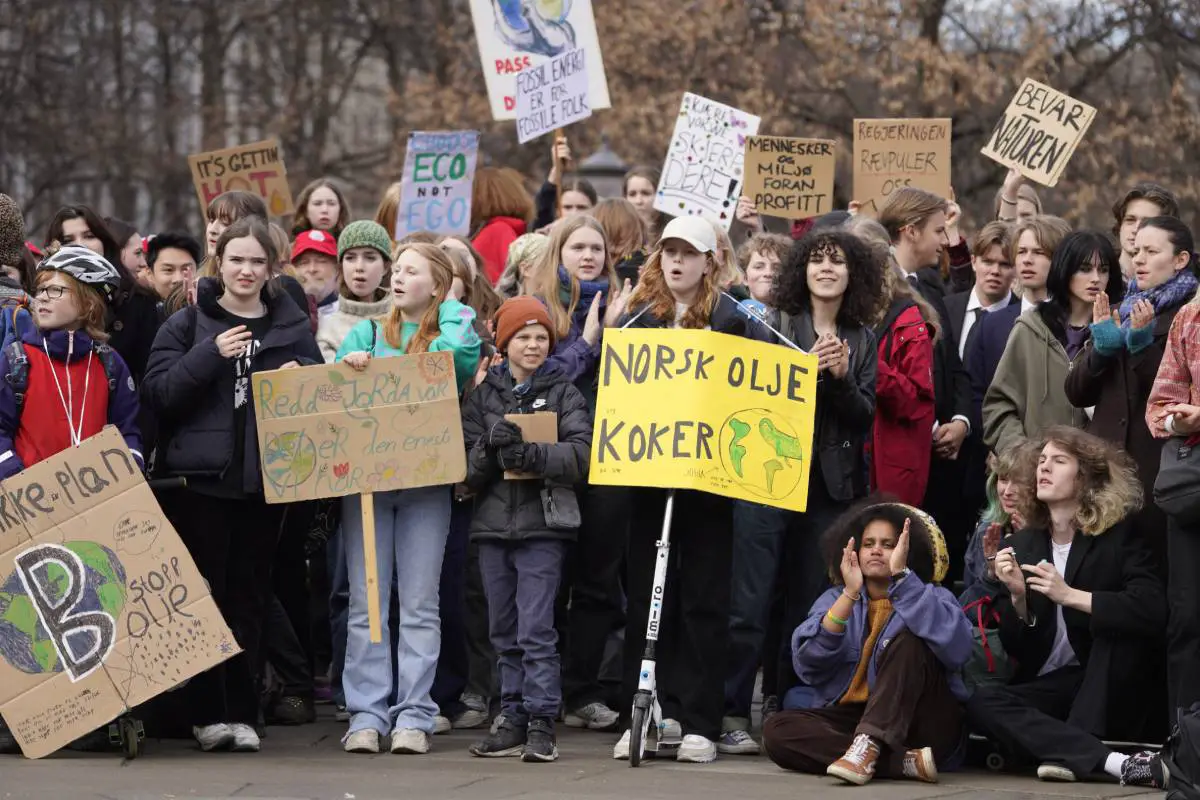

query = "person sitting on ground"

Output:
[[761, 502, 971, 786], [958, 442, 1035, 607], [966, 426, 1166, 787]]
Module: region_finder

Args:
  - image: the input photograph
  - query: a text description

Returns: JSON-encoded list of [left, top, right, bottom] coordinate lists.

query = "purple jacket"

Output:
[[793, 574, 973, 707]]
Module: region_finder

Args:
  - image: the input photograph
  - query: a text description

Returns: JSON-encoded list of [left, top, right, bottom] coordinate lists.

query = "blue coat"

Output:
[[966, 302, 1022, 433]]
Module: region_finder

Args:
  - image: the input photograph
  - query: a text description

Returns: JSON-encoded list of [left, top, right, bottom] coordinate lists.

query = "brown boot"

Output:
[[826, 734, 880, 785], [902, 746, 938, 783]]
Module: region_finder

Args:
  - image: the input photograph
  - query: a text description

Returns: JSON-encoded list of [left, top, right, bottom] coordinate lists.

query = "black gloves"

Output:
[[499, 443, 543, 474], [488, 419, 524, 449]]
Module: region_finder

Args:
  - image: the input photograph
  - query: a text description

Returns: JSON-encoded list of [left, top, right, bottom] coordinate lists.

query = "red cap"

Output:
[[292, 229, 338, 261], [25, 241, 43, 258]]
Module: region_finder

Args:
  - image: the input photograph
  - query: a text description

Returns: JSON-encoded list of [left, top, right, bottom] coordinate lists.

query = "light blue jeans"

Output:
[[342, 487, 450, 736]]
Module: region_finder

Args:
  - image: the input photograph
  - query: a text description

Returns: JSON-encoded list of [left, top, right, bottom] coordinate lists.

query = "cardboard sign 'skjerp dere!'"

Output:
[[743, 137, 836, 220], [589, 329, 818, 512], [251, 351, 467, 504], [852, 119, 952, 215], [0, 427, 239, 758], [981, 78, 1097, 188], [188, 138, 294, 216]]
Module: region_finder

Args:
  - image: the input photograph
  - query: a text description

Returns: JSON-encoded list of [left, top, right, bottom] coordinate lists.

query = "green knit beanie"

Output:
[[338, 220, 393, 263]]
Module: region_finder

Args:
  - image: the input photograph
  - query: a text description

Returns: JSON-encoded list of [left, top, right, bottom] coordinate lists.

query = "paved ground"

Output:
[[0, 714, 1165, 800]]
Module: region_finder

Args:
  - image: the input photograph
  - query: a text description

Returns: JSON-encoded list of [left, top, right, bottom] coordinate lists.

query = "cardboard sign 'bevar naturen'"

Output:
[[251, 351, 467, 503], [0, 427, 239, 758], [187, 138, 295, 217], [589, 329, 818, 512], [981, 78, 1097, 188], [853, 118, 952, 215]]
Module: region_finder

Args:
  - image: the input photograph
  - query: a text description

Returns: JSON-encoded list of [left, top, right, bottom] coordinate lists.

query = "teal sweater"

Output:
[[335, 300, 481, 391]]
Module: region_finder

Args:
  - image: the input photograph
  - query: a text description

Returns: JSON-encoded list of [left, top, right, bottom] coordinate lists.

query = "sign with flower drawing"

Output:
[[249, 352, 467, 503]]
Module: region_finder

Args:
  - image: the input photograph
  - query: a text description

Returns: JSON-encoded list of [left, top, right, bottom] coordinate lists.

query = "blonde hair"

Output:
[[878, 188, 949, 243], [708, 218, 743, 289], [1009, 215, 1072, 265], [497, 233, 549, 297], [591, 199, 646, 264], [627, 244, 720, 329], [385, 243, 453, 354], [1016, 426, 1143, 536], [528, 216, 614, 339], [374, 183, 402, 241]]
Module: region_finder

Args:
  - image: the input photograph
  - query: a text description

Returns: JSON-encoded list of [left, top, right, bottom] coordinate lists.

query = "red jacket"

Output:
[[869, 302, 936, 505], [472, 216, 527, 285]]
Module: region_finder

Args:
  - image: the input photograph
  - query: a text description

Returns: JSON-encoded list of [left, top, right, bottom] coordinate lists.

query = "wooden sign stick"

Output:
[[361, 491, 383, 643], [554, 129, 566, 219]]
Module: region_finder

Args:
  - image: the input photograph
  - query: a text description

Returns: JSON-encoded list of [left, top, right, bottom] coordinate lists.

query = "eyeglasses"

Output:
[[34, 285, 67, 300]]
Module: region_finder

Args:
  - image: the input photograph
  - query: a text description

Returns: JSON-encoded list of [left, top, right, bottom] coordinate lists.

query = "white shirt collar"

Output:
[[1021, 294, 1037, 314], [968, 289, 1013, 313]]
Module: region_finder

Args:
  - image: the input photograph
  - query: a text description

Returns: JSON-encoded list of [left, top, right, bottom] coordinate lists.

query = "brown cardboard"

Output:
[[187, 138, 295, 217], [852, 118, 952, 215], [0, 427, 239, 758], [981, 78, 1097, 188], [743, 137, 836, 220], [503, 412, 558, 480], [251, 351, 467, 503]]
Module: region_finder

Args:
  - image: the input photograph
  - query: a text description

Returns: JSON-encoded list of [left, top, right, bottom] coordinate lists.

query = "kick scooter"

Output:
[[628, 490, 681, 766]]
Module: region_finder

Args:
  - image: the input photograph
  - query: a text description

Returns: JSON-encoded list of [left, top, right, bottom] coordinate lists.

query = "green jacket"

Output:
[[982, 306, 1086, 454]]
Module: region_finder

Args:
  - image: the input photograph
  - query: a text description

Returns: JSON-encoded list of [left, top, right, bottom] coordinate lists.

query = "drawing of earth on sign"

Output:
[[263, 431, 317, 492], [492, 0, 576, 57], [718, 409, 804, 502], [0, 542, 127, 675]]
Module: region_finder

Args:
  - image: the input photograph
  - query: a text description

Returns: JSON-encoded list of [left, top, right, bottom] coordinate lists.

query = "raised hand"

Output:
[[1130, 298, 1155, 331], [604, 279, 634, 328], [215, 325, 253, 359], [889, 518, 911, 575], [840, 537, 864, 596], [1092, 291, 1111, 326]]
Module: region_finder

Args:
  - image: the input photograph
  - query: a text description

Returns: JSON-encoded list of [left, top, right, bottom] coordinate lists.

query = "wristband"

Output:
[[827, 611, 848, 626], [1000, 195, 1017, 205], [841, 590, 861, 603]]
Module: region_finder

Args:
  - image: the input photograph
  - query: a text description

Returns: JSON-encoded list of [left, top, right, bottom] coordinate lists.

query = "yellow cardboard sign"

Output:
[[251, 352, 466, 503], [981, 78, 1097, 188], [589, 329, 818, 512]]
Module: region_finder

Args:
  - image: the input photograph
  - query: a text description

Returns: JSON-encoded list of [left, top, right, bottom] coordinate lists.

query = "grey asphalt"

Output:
[[0, 714, 1164, 800]]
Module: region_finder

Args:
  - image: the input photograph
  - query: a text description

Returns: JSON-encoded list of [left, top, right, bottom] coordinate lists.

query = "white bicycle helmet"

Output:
[[37, 245, 122, 304]]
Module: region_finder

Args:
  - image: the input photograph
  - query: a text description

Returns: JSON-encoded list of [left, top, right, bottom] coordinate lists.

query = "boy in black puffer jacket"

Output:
[[461, 296, 592, 763]]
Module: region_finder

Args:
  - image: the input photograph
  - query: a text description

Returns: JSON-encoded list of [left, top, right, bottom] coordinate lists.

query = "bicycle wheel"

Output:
[[630, 702, 649, 768]]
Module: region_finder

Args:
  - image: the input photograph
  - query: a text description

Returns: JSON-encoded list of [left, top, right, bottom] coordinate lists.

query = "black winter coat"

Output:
[[462, 364, 592, 542], [141, 277, 323, 493], [995, 520, 1166, 741]]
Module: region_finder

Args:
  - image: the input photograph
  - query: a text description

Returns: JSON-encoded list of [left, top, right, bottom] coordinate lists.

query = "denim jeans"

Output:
[[479, 539, 566, 722], [342, 487, 450, 736], [725, 500, 789, 727]]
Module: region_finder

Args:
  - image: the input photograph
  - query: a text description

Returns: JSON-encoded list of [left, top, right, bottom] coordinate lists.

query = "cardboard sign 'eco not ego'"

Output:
[[743, 137, 836, 220], [468, 0, 611, 121], [515, 48, 591, 144], [187, 138, 294, 217], [981, 78, 1097, 188], [589, 329, 818, 512], [0, 427, 239, 758], [395, 131, 480, 241], [251, 352, 467, 504], [654, 93, 762, 230], [852, 119, 952, 215]]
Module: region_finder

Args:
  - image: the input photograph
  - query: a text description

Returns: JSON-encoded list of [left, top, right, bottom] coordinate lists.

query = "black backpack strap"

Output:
[[369, 320, 378, 354], [93, 343, 122, 394], [4, 341, 28, 414]]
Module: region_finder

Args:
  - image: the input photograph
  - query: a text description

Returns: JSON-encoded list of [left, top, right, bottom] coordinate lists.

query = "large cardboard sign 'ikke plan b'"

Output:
[[0, 427, 238, 758]]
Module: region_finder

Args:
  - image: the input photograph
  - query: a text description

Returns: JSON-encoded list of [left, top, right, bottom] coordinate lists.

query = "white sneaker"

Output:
[[659, 718, 683, 742], [343, 729, 381, 754], [433, 715, 452, 735], [613, 729, 632, 760], [676, 734, 717, 763], [564, 702, 620, 731], [229, 723, 260, 752], [390, 728, 430, 754], [193, 723, 235, 752]]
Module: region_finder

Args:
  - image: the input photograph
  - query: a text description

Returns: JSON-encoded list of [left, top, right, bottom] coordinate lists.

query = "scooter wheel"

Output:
[[985, 750, 1005, 772], [120, 718, 142, 760], [630, 704, 649, 768]]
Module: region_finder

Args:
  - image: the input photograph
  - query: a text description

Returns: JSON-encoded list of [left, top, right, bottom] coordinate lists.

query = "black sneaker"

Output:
[[522, 718, 558, 763], [270, 695, 316, 725], [469, 716, 526, 757], [1121, 750, 1166, 788]]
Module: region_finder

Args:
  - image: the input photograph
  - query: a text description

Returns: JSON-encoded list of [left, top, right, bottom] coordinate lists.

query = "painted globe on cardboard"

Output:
[[718, 408, 805, 502], [0, 542, 127, 675]]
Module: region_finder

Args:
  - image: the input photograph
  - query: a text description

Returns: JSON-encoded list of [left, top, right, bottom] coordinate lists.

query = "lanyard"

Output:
[[42, 334, 93, 448]]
